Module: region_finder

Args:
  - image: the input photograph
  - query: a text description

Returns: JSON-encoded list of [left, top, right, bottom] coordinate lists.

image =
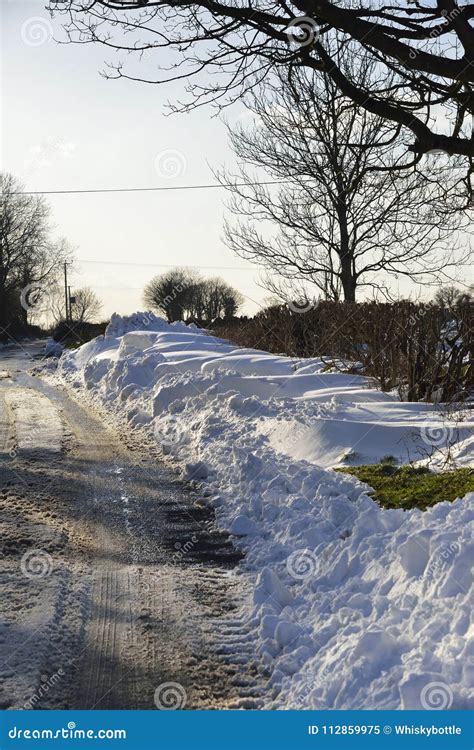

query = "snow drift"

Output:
[[57, 312, 474, 710]]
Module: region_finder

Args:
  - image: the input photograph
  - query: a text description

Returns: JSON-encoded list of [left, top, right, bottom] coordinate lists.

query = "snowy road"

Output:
[[54, 314, 473, 710], [2, 326, 472, 711], [0, 342, 261, 710]]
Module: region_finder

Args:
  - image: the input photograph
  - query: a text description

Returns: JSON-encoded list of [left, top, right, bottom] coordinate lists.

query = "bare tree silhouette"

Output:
[[218, 62, 471, 302], [0, 173, 71, 335], [51, 1, 474, 175]]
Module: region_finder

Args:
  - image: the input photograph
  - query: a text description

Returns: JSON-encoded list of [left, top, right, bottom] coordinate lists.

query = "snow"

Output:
[[5, 390, 63, 456], [56, 312, 474, 710], [44, 338, 64, 358]]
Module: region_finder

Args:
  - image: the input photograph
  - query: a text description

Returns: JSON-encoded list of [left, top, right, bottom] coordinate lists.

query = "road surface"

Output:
[[0, 341, 263, 710]]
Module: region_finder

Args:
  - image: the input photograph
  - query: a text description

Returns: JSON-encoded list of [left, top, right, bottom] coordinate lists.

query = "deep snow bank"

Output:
[[57, 312, 473, 709]]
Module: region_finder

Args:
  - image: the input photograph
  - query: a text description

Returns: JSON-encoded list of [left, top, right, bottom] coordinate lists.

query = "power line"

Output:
[[16, 180, 290, 196], [77, 258, 261, 271]]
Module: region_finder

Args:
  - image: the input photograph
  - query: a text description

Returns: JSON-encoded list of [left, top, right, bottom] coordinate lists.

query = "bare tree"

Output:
[[143, 269, 198, 322], [219, 65, 470, 302], [143, 269, 243, 322], [0, 173, 71, 335], [196, 278, 244, 321], [70, 287, 103, 323], [51, 1, 474, 175], [434, 284, 473, 308]]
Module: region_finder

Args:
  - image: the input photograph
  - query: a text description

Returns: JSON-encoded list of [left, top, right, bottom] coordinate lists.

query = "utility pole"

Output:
[[68, 285, 74, 322], [64, 262, 69, 322]]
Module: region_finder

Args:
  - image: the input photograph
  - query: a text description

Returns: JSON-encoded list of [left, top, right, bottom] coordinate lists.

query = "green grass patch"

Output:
[[335, 464, 474, 511], [65, 339, 83, 350]]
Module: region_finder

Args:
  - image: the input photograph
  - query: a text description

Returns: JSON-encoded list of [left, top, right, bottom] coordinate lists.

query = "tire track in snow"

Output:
[[12, 378, 265, 709]]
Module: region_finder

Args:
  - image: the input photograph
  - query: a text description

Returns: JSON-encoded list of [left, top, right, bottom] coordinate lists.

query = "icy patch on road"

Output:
[[56, 312, 474, 710], [5, 390, 63, 456]]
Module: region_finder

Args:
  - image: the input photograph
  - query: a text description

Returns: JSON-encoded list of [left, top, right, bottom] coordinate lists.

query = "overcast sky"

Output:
[[2, 1, 472, 320], [2, 0, 267, 318]]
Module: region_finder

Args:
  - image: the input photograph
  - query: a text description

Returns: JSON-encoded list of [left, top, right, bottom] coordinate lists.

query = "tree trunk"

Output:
[[337, 200, 356, 302], [0, 275, 9, 338], [340, 258, 356, 302]]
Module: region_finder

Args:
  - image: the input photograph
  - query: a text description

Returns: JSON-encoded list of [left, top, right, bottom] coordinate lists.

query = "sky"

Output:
[[1, 1, 472, 321], [1, 0, 266, 318]]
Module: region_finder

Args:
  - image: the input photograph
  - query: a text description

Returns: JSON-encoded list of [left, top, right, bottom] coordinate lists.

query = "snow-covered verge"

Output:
[[44, 338, 64, 358], [56, 312, 473, 710]]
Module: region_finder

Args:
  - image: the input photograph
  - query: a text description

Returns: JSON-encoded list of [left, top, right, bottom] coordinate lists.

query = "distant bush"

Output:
[[143, 269, 244, 324], [0, 318, 45, 343], [212, 300, 473, 402], [52, 320, 108, 347]]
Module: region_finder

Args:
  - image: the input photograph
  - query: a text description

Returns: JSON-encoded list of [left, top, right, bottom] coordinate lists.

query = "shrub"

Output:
[[212, 300, 473, 402]]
